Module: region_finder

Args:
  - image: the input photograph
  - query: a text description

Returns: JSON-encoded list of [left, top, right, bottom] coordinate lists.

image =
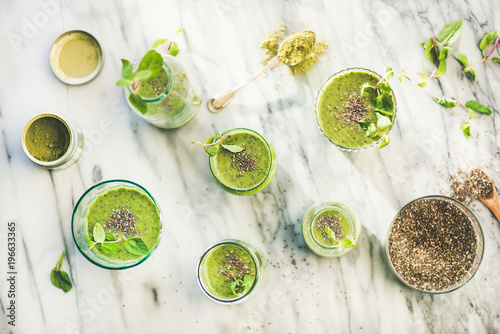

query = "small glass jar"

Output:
[[21, 113, 84, 170], [315, 67, 397, 152], [197, 239, 264, 304], [386, 195, 484, 293], [124, 54, 202, 129], [72, 180, 163, 270], [302, 200, 360, 257], [209, 128, 277, 196]]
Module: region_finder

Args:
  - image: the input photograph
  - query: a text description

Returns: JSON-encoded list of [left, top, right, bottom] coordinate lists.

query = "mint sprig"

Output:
[[89, 223, 150, 256], [50, 251, 72, 293], [192, 132, 243, 156], [324, 227, 356, 249], [432, 97, 492, 138], [458, 30, 499, 81], [230, 274, 253, 296], [418, 20, 463, 87]]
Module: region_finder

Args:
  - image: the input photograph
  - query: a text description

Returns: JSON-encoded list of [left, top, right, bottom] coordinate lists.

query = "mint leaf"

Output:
[[230, 280, 242, 295], [372, 93, 394, 116], [93, 223, 105, 243], [470, 68, 477, 81], [432, 97, 458, 108], [121, 59, 133, 80], [241, 275, 253, 294], [105, 233, 117, 241], [123, 237, 150, 256], [340, 238, 356, 248], [437, 20, 463, 46], [116, 79, 133, 87], [376, 114, 392, 132], [152, 38, 168, 49], [439, 47, 452, 61], [137, 50, 163, 79], [221, 143, 244, 153], [492, 57, 500, 63], [129, 94, 148, 115], [324, 227, 337, 243], [467, 108, 478, 119], [378, 136, 390, 149], [360, 83, 376, 96], [133, 70, 153, 81], [457, 53, 468, 66], [101, 243, 121, 254], [464, 101, 492, 115], [50, 251, 72, 293], [479, 30, 498, 53], [170, 42, 180, 56], [384, 66, 393, 79], [460, 122, 472, 138], [377, 81, 392, 95], [436, 58, 447, 77], [424, 38, 438, 64], [359, 121, 378, 139]]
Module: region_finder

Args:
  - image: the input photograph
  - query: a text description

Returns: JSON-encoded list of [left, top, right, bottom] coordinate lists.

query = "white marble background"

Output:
[[0, 0, 499, 333]]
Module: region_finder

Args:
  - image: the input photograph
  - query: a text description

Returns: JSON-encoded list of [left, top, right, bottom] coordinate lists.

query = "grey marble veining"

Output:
[[0, 0, 500, 333]]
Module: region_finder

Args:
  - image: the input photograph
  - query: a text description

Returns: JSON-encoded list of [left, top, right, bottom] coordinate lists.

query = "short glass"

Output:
[[21, 113, 84, 170], [385, 195, 484, 293], [124, 54, 202, 129], [302, 200, 360, 257], [196, 239, 264, 304], [315, 67, 397, 152], [72, 180, 163, 269], [209, 128, 277, 196]]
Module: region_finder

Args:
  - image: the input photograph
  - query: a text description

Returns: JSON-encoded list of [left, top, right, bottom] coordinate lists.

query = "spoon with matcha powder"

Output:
[[469, 167, 500, 221], [208, 30, 316, 113]]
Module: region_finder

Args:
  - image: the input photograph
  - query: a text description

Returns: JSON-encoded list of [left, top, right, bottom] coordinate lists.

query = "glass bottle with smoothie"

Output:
[[207, 128, 277, 196], [72, 180, 162, 269], [124, 54, 202, 129], [302, 200, 360, 257], [315, 68, 397, 151], [197, 239, 264, 304]]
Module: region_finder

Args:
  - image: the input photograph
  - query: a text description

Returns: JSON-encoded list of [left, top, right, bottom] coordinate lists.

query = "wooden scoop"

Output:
[[469, 167, 500, 221]]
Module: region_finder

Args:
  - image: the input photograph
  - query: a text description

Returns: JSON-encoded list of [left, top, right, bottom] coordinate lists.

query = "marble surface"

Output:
[[1, 0, 500, 333]]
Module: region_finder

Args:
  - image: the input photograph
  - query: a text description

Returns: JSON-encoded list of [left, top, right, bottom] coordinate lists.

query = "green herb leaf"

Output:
[[152, 38, 168, 49], [378, 136, 390, 149], [120, 59, 133, 80], [372, 93, 394, 116], [129, 94, 148, 115], [137, 50, 163, 79], [230, 280, 242, 295], [437, 20, 463, 46], [464, 100, 492, 115], [436, 58, 447, 77], [133, 70, 153, 81], [221, 143, 244, 153], [205, 145, 219, 156], [376, 114, 392, 132], [93, 223, 105, 243], [340, 238, 356, 248], [324, 227, 337, 243], [460, 122, 472, 138], [384, 66, 394, 79], [377, 81, 392, 95], [492, 57, 500, 63], [467, 108, 478, 119], [470, 68, 477, 81], [116, 79, 133, 87], [479, 31, 498, 53], [105, 233, 117, 241], [85, 236, 96, 250], [101, 243, 121, 254], [123, 237, 150, 256], [358, 121, 378, 139], [457, 53, 468, 66], [432, 97, 458, 108], [360, 83, 376, 96], [50, 252, 72, 293], [241, 275, 253, 294], [170, 42, 180, 56], [439, 46, 452, 61], [424, 38, 438, 64]]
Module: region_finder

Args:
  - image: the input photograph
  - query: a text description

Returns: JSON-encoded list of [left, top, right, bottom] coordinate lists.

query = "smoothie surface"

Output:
[[312, 209, 350, 247], [86, 187, 161, 261]]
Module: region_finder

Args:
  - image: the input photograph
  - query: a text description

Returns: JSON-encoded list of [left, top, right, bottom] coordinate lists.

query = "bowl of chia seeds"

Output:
[[386, 195, 484, 293]]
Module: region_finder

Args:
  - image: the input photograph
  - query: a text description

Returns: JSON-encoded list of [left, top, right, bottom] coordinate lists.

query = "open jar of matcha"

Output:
[[124, 54, 202, 129]]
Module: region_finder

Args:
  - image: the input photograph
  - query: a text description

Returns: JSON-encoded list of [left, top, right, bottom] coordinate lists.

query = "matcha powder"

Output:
[[25, 116, 70, 162]]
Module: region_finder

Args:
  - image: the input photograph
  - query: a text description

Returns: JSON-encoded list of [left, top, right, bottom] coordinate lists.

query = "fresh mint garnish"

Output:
[[458, 30, 499, 81], [192, 132, 243, 156], [50, 251, 72, 293], [230, 274, 253, 296], [93, 223, 105, 243], [151, 27, 183, 56], [89, 224, 151, 257], [123, 237, 150, 256], [418, 20, 463, 87], [432, 97, 492, 138], [324, 227, 356, 249], [100, 243, 121, 255]]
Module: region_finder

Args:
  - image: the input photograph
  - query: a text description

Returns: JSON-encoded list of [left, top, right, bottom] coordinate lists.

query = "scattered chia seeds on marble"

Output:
[[314, 214, 344, 243], [104, 206, 140, 238], [388, 198, 478, 291], [448, 170, 473, 205], [469, 168, 494, 199]]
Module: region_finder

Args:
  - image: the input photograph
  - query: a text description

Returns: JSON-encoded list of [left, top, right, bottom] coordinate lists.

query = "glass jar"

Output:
[[197, 239, 264, 304], [72, 180, 163, 270], [21, 113, 84, 170], [124, 54, 202, 129], [209, 128, 277, 196], [302, 200, 360, 257]]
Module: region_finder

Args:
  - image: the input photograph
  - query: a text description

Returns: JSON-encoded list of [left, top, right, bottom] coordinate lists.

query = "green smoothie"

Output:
[[316, 68, 395, 149], [85, 187, 161, 261], [311, 209, 350, 247], [200, 244, 256, 300], [210, 129, 277, 195]]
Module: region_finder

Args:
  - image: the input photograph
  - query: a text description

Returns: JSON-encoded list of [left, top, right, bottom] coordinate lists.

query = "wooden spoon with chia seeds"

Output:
[[469, 167, 500, 221], [208, 30, 316, 113]]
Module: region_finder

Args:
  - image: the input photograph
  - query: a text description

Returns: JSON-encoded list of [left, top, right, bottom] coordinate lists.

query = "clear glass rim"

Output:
[[385, 195, 485, 294], [71, 179, 163, 270], [21, 113, 74, 167], [196, 239, 260, 304], [314, 67, 398, 152], [208, 128, 275, 193], [126, 56, 174, 103]]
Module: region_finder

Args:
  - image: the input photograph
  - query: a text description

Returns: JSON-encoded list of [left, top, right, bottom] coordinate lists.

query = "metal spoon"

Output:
[[469, 167, 500, 221], [208, 30, 316, 113]]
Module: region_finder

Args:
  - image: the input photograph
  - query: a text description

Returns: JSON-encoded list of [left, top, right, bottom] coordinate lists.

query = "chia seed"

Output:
[[103, 206, 141, 238], [469, 168, 494, 199], [314, 213, 345, 244], [230, 147, 257, 173]]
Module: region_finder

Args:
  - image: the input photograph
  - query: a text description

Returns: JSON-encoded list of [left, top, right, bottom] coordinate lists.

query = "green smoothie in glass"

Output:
[[315, 68, 396, 151]]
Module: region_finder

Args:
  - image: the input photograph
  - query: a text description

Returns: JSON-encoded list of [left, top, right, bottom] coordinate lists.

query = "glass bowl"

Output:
[[72, 179, 163, 269]]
